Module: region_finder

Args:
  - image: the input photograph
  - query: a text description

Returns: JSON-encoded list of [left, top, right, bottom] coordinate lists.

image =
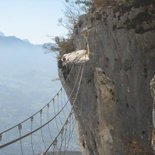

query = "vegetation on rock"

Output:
[[52, 0, 155, 55]]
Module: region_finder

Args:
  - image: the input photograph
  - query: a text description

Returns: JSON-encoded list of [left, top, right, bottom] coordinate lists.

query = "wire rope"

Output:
[[0, 89, 61, 135], [0, 53, 86, 155], [18, 124, 24, 155], [57, 90, 63, 126], [53, 95, 60, 132], [41, 110, 73, 155], [0, 102, 68, 149], [40, 110, 46, 149], [47, 103, 53, 140], [30, 117, 35, 155], [42, 56, 86, 155]]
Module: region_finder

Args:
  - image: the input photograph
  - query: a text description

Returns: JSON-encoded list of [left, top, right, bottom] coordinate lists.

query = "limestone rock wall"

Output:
[[60, 5, 155, 155]]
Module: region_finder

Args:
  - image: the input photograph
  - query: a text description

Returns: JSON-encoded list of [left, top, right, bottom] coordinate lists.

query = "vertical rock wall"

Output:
[[60, 5, 155, 155]]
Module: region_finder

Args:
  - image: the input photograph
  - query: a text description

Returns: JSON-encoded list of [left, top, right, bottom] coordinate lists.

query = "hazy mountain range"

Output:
[[0, 33, 60, 130]]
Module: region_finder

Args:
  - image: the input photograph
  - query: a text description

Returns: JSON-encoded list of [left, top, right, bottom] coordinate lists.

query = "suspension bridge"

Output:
[[0, 52, 87, 155]]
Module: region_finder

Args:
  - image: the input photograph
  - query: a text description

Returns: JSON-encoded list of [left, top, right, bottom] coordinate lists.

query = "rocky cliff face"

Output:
[[60, 4, 155, 155]]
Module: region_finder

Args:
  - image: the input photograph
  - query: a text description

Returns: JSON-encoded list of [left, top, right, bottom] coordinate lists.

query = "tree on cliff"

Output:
[[51, 0, 90, 56]]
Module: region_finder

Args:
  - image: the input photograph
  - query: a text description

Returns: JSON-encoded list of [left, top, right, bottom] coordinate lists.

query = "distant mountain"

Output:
[[0, 34, 57, 54], [0, 35, 35, 49], [0, 32, 5, 36], [22, 39, 31, 43]]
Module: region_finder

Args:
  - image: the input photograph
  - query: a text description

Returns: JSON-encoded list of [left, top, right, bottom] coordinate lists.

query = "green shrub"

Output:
[[52, 36, 75, 56]]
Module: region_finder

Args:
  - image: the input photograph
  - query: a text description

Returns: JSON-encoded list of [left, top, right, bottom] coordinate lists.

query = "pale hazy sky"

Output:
[[0, 0, 67, 44]]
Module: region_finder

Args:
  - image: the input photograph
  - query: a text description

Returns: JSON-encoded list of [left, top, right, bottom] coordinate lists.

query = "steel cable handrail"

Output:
[[0, 102, 68, 149], [42, 57, 86, 154], [41, 110, 74, 155], [0, 52, 86, 135], [0, 60, 84, 149], [0, 88, 62, 135]]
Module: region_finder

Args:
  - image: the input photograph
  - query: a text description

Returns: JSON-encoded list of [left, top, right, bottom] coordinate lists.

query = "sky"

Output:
[[0, 0, 67, 44]]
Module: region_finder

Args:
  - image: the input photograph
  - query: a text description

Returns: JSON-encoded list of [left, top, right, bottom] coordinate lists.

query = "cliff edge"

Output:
[[59, 3, 155, 155]]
